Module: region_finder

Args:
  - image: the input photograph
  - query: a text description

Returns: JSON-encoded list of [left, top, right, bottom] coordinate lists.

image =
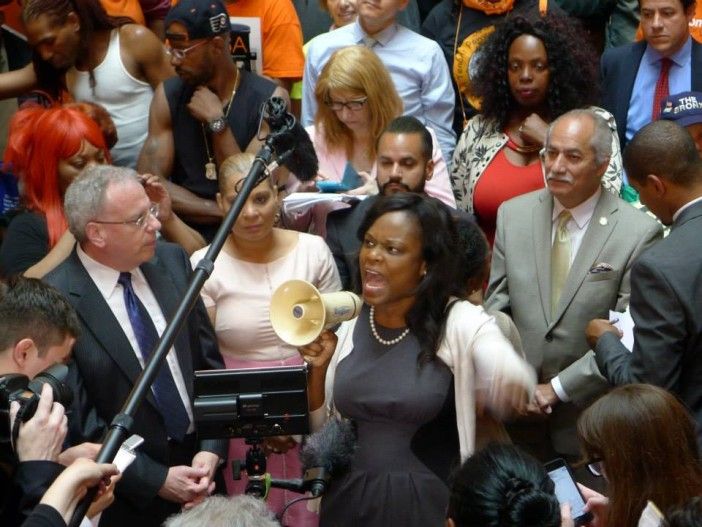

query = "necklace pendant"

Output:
[[205, 161, 217, 180]]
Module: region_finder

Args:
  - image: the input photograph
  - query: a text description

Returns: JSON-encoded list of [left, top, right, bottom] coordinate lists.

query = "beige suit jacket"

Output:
[[485, 188, 662, 456]]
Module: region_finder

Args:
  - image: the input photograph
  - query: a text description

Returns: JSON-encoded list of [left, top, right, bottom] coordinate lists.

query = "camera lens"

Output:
[[20, 364, 73, 421]]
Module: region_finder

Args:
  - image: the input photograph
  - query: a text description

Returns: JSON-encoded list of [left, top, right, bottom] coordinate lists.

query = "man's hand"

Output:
[[157, 464, 211, 504], [586, 319, 622, 348], [524, 383, 558, 417], [58, 442, 102, 466], [12, 384, 67, 462], [182, 451, 220, 510], [187, 86, 227, 123]]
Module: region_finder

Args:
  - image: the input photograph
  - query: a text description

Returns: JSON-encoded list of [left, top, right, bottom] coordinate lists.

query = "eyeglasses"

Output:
[[325, 97, 368, 112], [166, 38, 209, 60], [92, 203, 160, 229], [585, 458, 604, 477]]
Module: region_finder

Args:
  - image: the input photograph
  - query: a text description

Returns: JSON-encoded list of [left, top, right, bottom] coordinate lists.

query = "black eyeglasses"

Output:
[[324, 97, 368, 112], [92, 203, 160, 229], [585, 458, 604, 477]]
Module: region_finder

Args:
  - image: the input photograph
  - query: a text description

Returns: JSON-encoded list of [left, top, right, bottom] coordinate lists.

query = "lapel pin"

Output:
[[599, 217, 608, 226]]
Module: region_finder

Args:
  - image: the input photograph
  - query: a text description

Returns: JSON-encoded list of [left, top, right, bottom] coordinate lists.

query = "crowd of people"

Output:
[[1, 0, 702, 526]]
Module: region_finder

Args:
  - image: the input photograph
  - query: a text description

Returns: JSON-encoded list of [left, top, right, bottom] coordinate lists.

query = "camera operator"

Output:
[[0, 277, 90, 525]]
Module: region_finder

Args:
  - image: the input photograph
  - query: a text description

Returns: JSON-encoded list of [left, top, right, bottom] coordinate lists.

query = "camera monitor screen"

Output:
[[193, 365, 309, 439]]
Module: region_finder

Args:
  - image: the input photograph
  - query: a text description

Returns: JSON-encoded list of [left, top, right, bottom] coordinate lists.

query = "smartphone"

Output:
[[544, 458, 593, 525]]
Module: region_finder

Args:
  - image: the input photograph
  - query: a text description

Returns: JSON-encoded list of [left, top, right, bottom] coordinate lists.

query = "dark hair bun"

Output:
[[501, 477, 561, 527]]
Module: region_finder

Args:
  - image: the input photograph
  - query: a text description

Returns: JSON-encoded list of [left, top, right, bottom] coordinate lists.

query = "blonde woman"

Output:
[[286, 46, 455, 233]]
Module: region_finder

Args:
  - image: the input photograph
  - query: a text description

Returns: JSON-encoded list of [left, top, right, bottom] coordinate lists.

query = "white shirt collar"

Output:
[[552, 187, 601, 228], [352, 18, 398, 45], [77, 244, 145, 298], [673, 195, 702, 222]]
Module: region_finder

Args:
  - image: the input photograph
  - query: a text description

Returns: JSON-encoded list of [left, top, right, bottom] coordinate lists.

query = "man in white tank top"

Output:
[[0, 0, 174, 168]]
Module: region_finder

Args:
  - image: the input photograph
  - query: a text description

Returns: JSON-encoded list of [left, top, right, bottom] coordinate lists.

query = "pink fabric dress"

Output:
[[191, 232, 341, 527]]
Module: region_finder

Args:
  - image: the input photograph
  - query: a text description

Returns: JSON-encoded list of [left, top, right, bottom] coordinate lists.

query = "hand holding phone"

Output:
[[545, 458, 594, 526]]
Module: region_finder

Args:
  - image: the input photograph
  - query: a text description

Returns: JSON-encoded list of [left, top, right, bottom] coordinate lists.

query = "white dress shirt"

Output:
[[550, 188, 601, 402], [77, 245, 194, 433]]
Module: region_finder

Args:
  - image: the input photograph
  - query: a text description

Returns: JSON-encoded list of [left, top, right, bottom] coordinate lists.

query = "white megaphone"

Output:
[[270, 280, 362, 346]]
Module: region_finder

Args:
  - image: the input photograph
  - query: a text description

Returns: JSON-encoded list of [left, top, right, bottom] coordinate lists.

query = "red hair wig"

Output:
[[4, 106, 109, 247]]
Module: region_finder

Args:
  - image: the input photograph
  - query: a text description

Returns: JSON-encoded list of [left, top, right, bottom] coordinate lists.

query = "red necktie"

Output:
[[652, 58, 672, 121]]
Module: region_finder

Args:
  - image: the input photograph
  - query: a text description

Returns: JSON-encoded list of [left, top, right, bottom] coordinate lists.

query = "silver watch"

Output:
[[207, 116, 227, 134]]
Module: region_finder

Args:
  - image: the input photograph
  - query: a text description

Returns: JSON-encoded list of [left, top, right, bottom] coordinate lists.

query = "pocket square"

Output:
[[589, 262, 614, 274]]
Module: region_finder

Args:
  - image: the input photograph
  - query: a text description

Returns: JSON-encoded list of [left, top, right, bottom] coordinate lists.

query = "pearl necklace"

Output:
[[369, 305, 410, 346]]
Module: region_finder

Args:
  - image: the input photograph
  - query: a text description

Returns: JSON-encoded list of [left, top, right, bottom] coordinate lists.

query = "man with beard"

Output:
[[138, 0, 288, 240], [484, 109, 661, 481], [325, 115, 443, 290]]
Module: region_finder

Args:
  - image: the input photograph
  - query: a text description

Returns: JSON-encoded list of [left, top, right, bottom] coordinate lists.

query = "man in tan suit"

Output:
[[486, 109, 662, 469]]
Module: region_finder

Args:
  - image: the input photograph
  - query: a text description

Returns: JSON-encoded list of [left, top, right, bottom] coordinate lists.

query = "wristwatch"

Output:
[[207, 116, 227, 134]]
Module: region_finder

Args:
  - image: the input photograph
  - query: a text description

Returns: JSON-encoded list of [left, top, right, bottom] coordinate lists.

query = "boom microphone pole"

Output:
[[68, 97, 314, 527]]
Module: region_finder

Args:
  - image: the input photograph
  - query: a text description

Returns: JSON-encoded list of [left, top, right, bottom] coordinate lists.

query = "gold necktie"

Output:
[[551, 210, 572, 317]]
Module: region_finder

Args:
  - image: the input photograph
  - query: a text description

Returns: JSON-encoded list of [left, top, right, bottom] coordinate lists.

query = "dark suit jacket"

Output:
[[595, 200, 702, 448], [44, 242, 226, 527], [325, 196, 377, 292], [600, 40, 702, 147]]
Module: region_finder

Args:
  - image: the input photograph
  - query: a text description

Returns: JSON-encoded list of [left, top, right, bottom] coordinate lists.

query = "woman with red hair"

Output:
[[0, 105, 207, 278], [0, 106, 109, 278]]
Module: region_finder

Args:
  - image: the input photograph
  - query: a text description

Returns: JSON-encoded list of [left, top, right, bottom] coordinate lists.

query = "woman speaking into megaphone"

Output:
[[298, 193, 536, 527], [189, 153, 341, 526]]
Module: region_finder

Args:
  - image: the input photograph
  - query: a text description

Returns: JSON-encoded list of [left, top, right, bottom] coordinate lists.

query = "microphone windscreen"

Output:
[[300, 418, 356, 475], [262, 97, 319, 181]]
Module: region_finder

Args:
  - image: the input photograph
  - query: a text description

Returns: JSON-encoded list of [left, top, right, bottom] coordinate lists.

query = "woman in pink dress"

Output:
[[191, 153, 341, 526]]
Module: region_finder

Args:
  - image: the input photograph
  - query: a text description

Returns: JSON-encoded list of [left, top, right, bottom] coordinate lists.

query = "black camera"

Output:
[[0, 364, 73, 423]]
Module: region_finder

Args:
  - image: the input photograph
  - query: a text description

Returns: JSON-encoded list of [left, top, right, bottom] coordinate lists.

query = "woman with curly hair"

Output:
[[450, 12, 623, 245]]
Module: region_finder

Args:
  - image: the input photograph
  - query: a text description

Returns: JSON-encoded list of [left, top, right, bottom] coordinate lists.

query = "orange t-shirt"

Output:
[[224, 0, 304, 80]]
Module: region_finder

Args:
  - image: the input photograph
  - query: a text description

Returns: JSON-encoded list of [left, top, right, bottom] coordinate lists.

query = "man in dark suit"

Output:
[[486, 110, 661, 473], [587, 120, 702, 448], [600, 0, 702, 148], [45, 166, 226, 527], [325, 116, 437, 291]]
